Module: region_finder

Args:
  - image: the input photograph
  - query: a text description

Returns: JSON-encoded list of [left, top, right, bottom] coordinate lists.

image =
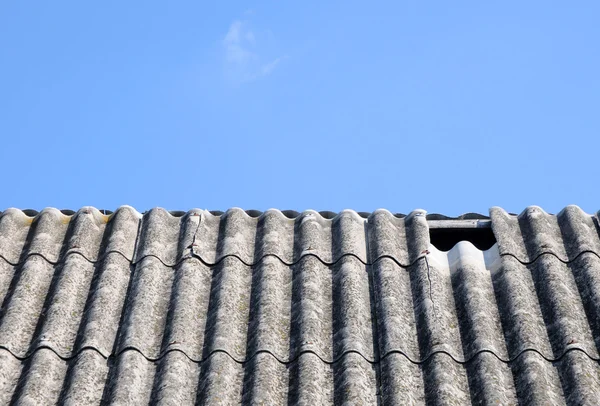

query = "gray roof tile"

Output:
[[491, 205, 600, 262], [0, 206, 600, 404]]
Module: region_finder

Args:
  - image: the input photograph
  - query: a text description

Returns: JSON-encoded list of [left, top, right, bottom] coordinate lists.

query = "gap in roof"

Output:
[[429, 225, 497, 251]]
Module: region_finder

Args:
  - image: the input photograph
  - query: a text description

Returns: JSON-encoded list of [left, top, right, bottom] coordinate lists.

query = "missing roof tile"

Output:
[[428, 220, 497, 251]]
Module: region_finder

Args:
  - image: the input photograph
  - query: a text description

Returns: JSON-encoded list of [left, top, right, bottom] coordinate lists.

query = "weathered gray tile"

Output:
[[0, 205, 598, 405]]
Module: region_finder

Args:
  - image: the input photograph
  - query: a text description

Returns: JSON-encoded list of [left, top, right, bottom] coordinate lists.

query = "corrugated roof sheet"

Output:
[[0, 205, 600, 405]]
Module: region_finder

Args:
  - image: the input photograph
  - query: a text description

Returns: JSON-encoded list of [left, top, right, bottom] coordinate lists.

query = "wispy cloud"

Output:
[[222, 19, 285, 83], [223, 21, 256, 65], [261, 56, 286, 76]]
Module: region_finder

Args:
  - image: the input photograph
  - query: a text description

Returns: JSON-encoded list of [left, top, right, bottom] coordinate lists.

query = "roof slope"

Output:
[[0, 206, 599, 405]]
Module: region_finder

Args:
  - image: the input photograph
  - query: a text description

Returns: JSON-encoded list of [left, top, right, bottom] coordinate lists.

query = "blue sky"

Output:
[[1, 2, 599, 216]]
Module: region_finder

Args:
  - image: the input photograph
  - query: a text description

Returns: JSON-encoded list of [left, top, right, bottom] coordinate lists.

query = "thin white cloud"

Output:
[[222, 19, 285, 83], [224, 20, 242, 44], [261, 56, 287, 76], [223, 21, 256, 65]]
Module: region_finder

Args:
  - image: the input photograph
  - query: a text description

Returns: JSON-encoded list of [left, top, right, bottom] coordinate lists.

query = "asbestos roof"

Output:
[[0, 205, 599, 405]]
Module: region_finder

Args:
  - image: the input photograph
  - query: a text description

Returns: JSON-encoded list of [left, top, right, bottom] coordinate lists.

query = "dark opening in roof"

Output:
[[428, 220, 497, 251]]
